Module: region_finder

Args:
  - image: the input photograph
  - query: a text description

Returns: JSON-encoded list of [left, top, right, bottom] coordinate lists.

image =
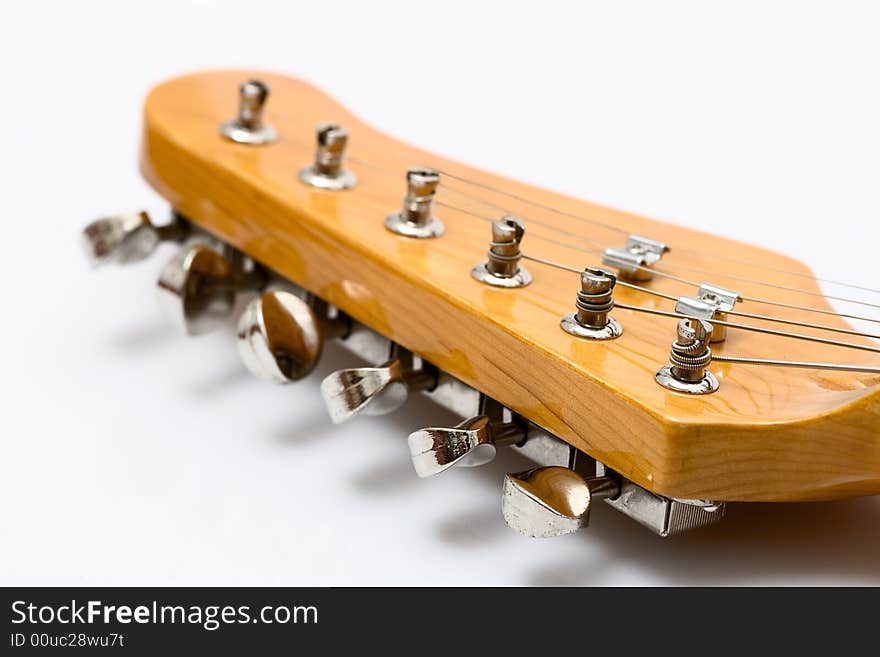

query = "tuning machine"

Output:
[[82, 211, 187, 266], [237, 290, 350, 383], [220, 79, 277, 145], [502, 466, 621, 538], [157, 243, 266, 335], [407, 398, 526, 477], [320, 347, 437, 423]]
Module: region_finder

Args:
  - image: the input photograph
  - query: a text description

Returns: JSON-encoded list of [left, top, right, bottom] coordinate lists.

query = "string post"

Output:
[[220, 79, 278, 145], [384, 167, 445, 238], [675, 283, 741, 343], [298, 123, 357, 190], [603, 234, 669, 282], [655, 318, 720, 394], [471, 216, 532, 288], [560, 267, 622, 340]]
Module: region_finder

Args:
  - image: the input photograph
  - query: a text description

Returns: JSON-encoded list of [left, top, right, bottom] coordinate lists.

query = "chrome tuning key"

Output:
[[560, 267, 622, 340], [502, 466, 620, 538], [298, 123, 356, 190], [602, 234, 668, 282], [157, 244, 266, 335], [655, 318, 719, 394], [238, 291, 349, 383], [471, 216, 532, 288], [407, 398, 526, 477], [220, 79, 277, 145], [384, 167, 444, 238], [82, 211, 187, 266], [320, 348, 437, 424]]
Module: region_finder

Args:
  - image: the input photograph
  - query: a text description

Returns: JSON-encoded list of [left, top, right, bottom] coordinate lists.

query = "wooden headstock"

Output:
[[87, 70, 880, 535]]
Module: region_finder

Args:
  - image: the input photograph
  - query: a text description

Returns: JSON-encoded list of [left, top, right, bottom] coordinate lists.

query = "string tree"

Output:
[[384, 167, 444, 238], [157, 243, 266, 336], [471, 216, 532, 288], [602, 234, 669, 282], [680, 283, 741, 343], [560, 266, 623, 340], [298, 123, 357, 190], [81, 211, 188, 266], [220, 78, 277, 145], [320, 346, 438, 423], [655, 318, 719, 394]]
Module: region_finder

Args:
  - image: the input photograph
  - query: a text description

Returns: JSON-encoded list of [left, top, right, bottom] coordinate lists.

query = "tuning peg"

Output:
[[220, 79, 277, 145], [82, 211, 187, 266], [237, 290, 349, 383], [501, 466, 620, 538], [320, 350, 436, 424], [157, 244, 265, 335], [408, 414, 525, 477], [298, 123, 356, 190]]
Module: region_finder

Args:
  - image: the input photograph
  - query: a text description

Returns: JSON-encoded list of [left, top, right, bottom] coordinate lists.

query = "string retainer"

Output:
[[675, 283, 741, 343], [602, 234, 669, 282]]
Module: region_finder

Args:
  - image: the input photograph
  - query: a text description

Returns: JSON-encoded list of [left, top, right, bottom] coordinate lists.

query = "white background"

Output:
[[3, 1, 879, 585]]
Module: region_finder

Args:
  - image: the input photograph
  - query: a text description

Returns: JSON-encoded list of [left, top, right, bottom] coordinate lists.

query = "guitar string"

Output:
[[436, 199, 880, 340], [517, 253, 880, 341], [612, 302, 880, 355], [710, 355, 880, 374], [438, 177, 880, 312], [435, 194, 880, 326], [347, 156, 880, 324], [519, 252, 880, 371], [342, 158, 880, 371], [434, 168, 880, 297]]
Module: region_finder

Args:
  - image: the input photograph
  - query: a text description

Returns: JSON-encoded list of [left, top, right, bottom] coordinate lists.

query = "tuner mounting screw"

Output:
[[655, 318, 719, 394], [220, 79, 278, 145], [298, 123, 357, 190], [471, 216, 532, 288], [560, 267, 622, 340], [384, 167, 444, 238]]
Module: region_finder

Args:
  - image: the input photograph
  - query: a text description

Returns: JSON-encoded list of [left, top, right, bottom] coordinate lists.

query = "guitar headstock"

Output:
[[83, 70, 880, 537]]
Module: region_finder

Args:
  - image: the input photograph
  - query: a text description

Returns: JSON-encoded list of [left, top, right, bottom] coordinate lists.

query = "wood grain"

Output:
[[139, 70, 880, 501]]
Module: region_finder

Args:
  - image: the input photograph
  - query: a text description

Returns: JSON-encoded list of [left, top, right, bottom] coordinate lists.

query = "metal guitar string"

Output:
[[438, 175, 880, 313], [435, 168, 880, 298], [709, 355, 880, 374], [524, 254, 880, 372], [436, 184, 880, 326], [435, 199, 880, 341], [345, 157, 880, 372], [346, 155, 880, 327], [611, 302, 880, 355]]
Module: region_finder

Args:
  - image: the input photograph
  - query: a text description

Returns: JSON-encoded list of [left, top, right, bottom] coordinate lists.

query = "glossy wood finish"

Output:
[[140, 71, 880, 502]]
